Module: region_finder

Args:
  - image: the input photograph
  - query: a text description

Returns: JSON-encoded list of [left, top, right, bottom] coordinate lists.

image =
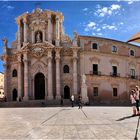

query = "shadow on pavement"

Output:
[[116, 115, 138, 121]]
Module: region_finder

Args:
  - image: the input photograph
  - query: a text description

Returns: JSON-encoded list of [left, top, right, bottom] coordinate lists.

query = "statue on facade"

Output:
[[82, 74, 86, 85], [73, 31, 78, 41], [36, 31, 42, 43], [2, 37, 8, 47]]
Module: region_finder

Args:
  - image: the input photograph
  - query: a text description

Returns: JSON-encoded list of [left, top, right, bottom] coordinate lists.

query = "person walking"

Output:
[[135, 86, 140, 115], [130, 89, 137, 116], [78, 96, 82, 109], [60, 95, 63, 106], [71, 94, 74, 107]]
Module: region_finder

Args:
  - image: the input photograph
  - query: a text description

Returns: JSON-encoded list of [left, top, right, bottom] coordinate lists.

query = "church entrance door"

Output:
[[35, 73, 45, 100], [12, 89, 17, 101], [64, 85, 70, 99]]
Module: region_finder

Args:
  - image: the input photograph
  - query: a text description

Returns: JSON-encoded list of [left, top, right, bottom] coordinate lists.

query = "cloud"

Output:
[[83, 8, 88, 11], [7, 5, 14, 9], [95, 4, 121, 17], [102, 24, 117, 30], [84, 21, 97, 32]]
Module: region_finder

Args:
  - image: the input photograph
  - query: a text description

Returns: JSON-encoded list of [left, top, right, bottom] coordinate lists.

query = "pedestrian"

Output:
[[60, 95, 63, 106], [71, 94, 74, 107], [78, 96, 82, 109], [135, 86, 140, 115], [130, 89, 137, 116]]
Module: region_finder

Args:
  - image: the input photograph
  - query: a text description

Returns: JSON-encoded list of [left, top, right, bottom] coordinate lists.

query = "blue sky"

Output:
[[0, 0, 140, 72]]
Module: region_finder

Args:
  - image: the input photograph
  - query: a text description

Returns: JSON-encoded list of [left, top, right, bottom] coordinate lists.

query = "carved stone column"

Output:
[[23, 18, 28, 43], [23, 52, 29, 100], [16, 18, 21, 49], [47, 49, 53, 99], [17, 54, 22, 101], [55, 48, 62, 99], [47, 13, 52, 43], [3, 59, 8, 101], [55, 16, 60, 46], [32, 30, 35, 44], [72, 47, 79, 95], [43, 29, 46, 42]]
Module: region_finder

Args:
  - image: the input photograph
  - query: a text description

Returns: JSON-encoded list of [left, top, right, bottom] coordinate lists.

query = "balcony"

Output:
[[90, 71, 101, 76], [128, 75, 139, 80], [110, 72, 120, 77]]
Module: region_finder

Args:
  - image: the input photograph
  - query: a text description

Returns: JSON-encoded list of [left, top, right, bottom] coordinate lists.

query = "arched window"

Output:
[[130, 50, 135, 56], [63, 65, 69, 73], [12, 69, 17, 77], [112, 46, 117, 53], [92, 43, 98, 49]]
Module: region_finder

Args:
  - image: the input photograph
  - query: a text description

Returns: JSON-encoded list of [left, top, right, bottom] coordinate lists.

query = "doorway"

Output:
[[35, 73, 45, 100]]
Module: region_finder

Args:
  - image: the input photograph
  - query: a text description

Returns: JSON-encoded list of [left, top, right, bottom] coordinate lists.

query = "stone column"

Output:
[[48, 13, 52, 43], [73, 57, 78, 95], [55, 48, 61, 99], [72, 48, 79, 95], [17, 55, 22, 101], [32, 30, 35, 44], [47, 49, 53, 99], [3, 62, 8, 101], [43, 29, 46, 42], [55, 16, 60, 46], [16, 18, 21, 49], [23, 52, 29, 101], [23, 19, 28, 43]]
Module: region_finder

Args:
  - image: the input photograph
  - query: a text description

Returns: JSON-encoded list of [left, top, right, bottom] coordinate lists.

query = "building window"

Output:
[[63, 65, 69, 73], [112, 66, 117, 76], [92, 43, 98, 49], [113, 88, 118, 97], [130, 69, 135, 78], [93, 64, 98, 75], [130, 50, 135, 56], [112, 46, 117, 53], [93, 87, 98, 96], [12, 69, 17, 77]]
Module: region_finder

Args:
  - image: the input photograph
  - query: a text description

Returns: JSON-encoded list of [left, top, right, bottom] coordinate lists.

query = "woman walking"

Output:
[[130, 89, 137, 116], [135, 86, 140, 115]]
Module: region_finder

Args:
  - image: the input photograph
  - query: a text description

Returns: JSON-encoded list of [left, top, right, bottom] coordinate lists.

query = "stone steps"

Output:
[[0, 99, 72, 107]]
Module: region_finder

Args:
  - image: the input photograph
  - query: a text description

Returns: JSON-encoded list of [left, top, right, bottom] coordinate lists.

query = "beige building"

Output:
[[1, 8, 140, 104], [0, 72, 4, 99]]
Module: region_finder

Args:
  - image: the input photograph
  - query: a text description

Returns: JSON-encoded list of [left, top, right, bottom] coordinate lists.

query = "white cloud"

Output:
[[7, 5, 14, 9], [97, 33, 103, 36], [102, 24, 117, 30], [83, 8, 88, 11], [95, 4, 121, 17], [96, 28, 101, 32], [87, 22, 96, 27], [84, 21, 97, 32]]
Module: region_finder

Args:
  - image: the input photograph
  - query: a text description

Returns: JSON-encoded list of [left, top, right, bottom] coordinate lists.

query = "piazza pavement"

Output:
[[0, 106, 139, 140]]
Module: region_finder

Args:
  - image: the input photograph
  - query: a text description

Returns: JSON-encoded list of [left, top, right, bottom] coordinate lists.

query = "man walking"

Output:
[[71, 94, 74, 107]]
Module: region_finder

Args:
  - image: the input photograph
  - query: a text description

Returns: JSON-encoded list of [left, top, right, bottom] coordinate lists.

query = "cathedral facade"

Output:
[[1, 8, 140, 104]]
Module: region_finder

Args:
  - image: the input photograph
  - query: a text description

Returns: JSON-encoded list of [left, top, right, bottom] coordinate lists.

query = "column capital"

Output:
[[16, 17, 21, 25]]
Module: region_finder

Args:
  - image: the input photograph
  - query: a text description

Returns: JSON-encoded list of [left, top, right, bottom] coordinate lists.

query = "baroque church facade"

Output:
[[2, 8, 140, 104]]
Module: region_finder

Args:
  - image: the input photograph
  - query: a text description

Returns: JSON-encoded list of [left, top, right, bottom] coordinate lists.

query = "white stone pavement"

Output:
[[0, 106, 139, 140]]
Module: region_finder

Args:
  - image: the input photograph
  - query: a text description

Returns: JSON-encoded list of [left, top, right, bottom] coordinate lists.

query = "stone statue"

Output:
[[36, 32, 41, 43], [82, 74, 86, 84], [2, 37, 8, 47], [73, 31, 78, 40]]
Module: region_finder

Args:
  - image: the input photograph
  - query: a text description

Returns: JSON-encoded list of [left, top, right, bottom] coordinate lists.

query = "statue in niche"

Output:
[[2, 37, 8, 47], [36, 31, 42, 43], [82, 74, 86, 85]]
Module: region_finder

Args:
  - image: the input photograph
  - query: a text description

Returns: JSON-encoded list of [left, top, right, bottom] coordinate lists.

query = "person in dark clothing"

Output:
[[78, 96, 82, 109], [60, 96, 63, 106]]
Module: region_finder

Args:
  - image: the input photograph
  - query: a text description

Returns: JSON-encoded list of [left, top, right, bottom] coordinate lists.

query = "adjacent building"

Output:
[[1, 8, 140, 104]]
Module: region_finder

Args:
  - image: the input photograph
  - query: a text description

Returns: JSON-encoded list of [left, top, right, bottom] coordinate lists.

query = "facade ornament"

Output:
[[36, 31, 42, 43], [73, 31, 78, 47], [2, 37, 8, 47], [82, 74, 86, 85]]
